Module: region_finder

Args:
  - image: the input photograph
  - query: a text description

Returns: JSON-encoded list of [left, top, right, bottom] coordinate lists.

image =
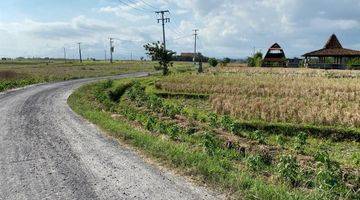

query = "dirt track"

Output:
[[0, 73, 219, 200]]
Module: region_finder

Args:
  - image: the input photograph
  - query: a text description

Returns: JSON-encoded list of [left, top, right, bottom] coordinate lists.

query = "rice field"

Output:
[[156, 67, 360, 128]]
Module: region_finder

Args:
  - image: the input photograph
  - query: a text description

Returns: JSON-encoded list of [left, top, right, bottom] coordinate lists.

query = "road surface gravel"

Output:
[[0, 73, 220, 200]]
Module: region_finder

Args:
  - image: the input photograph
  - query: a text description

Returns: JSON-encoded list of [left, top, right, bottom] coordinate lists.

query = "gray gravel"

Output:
[[0, 73, 221, 200]]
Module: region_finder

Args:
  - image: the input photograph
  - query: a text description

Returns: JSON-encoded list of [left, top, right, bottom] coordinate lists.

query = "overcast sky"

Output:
[[0, 0, 359, 59]]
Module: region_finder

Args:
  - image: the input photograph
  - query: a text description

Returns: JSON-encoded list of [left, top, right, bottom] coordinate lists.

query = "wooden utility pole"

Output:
[[156, 10, 170, 50]]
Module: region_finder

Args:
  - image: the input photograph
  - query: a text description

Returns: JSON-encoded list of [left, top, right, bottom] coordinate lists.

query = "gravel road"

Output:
[[0, 73, 220, 200]]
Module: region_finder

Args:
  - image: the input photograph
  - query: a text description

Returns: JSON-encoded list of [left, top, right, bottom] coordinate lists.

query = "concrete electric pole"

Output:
[[193, 29, 199, 63], [155, 10, 170, 50], [78, 43, 82, 63], [109, 38, 114, 63], [63, 47, 67, 63]]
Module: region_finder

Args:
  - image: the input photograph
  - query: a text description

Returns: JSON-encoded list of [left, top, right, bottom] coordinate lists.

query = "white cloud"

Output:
[[1, 0, 360, 58]]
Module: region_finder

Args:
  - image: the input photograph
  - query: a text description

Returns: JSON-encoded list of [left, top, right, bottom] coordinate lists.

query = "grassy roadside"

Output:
[[0, 60, 155, 92], [68, 79, 332, 200], [0, 60, 196, 92]]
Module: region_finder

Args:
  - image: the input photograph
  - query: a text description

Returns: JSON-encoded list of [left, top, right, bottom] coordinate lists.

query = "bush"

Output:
[[208, 112, 218, 128], [276, 135, 286, 148], [145, 116, 157, 131], [277, 154, 300, 186], [247, 52, 263, 67], [208, 58, 218, 67], [294, 132, 307, 153], [246, 155, 266, 171], [314, 148, 342, 191], [249, 130, 266, 144], [202, 132, 221, 156], [220, 115, 233, 131]]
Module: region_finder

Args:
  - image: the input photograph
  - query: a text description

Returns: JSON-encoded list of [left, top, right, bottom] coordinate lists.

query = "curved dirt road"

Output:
[[0, 73, 219, 200]]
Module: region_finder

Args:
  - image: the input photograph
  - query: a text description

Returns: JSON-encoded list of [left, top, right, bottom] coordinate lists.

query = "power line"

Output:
[[139, 0, 157, 10], [118, 0, 151, 13], [125, 0, 155, 12], [171, 34, 193, 41]]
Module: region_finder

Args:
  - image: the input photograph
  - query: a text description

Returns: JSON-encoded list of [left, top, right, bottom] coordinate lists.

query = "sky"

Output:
[[0, 0, 359, 59]]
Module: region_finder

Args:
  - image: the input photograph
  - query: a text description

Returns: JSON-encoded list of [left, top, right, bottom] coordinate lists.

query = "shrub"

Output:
[[314, 148, 342, 191], [202, 132, 221, 156], [220, 115, 233, 131], [247, 52, 263, 67], [294, 132, 307, 153], [246, 155, 265, 171], [208, 58, 218, 67], [230, 122, 242, 134], [249, 130, 266, 144], [208, 112, 218, 128], [145, 116, 157, 131], [101, 79, 113, 89], [167, 124, 180, 140], [276, 135, 286, 148], [277, 154, 300, 186]]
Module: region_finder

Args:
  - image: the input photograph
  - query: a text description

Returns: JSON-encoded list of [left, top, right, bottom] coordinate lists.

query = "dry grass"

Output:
[[157, 67, 360, 128]]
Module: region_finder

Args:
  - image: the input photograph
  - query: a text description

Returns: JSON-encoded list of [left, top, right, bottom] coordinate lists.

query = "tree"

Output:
[[223, 57, 231, 64], [208, 58, 218, 67], [247, 52, 263, 67], [144, 42, 176, 75]]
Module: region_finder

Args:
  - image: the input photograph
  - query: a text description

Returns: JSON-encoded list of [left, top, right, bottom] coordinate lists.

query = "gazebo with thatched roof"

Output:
[[303, 34, 360, 69], [262, 43, 287, 67]]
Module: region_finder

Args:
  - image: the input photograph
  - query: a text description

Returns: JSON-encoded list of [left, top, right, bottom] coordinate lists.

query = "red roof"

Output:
[[303, 34, 360, 57]]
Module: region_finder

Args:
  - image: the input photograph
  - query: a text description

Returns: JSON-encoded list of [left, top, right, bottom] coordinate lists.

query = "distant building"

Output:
[[286, 57, 303, 68], [262, 43, 287, 67], [303, 34, 360, 69], [173, 52, 208, 62]]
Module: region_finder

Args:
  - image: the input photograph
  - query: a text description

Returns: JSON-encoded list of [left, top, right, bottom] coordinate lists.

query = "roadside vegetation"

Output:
[[0, 60, 160, 92], [69, 65, 359, 200]]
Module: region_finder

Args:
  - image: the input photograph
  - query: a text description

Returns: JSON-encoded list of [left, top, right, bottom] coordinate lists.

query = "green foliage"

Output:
[[223, 58, 231, 64], [208, 112, 219, 128], [145, 116, 157, 131], [247, 52, 263, 67], [277, 154, 300, 186], [249, 130, 266, 144], [202, 132, 221, 156], [347, 58, 360, 69], [276, 135, 286, 148], [208, 58, 218, 67], [108, 82, 133, 102], [220, 115, 233, 131], [143, 41, 176, 75], [167, 124, 180, 140], [294, 132, 307, 153], [314, 148, 342, 191], [230, 122, 242, 134], [246, 154, 266, 171]]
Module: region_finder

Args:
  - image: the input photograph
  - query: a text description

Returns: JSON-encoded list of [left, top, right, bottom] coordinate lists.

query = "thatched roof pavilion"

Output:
[[262, 43, 286, 67], [303, 34, 360, 69]]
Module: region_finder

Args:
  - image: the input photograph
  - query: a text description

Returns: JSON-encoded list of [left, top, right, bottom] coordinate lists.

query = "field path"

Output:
[[0, 73, 219, 200]]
